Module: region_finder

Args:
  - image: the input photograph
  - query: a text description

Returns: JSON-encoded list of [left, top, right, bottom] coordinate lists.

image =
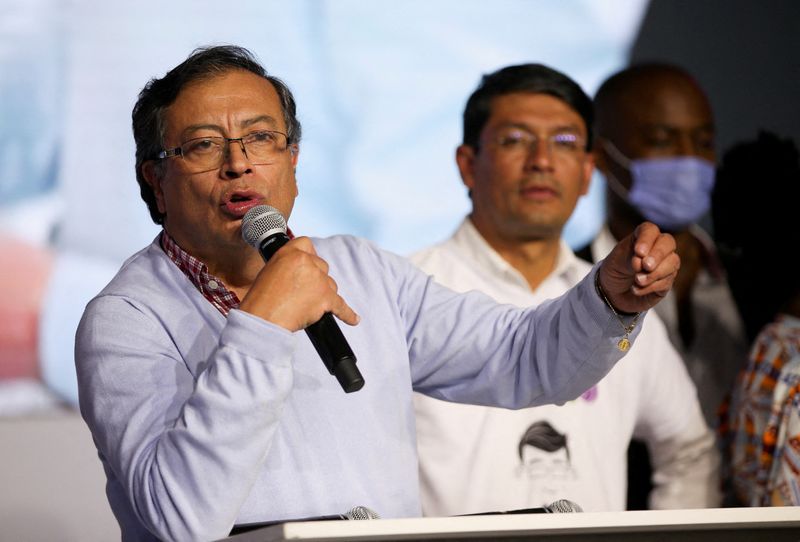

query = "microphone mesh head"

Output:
[[345, 506, 381, 520], [241, 205, 287, 247], [546, 499, 583, 513]]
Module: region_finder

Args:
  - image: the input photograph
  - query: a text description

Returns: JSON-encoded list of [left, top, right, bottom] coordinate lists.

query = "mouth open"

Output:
[[221, 191, 265, 218]]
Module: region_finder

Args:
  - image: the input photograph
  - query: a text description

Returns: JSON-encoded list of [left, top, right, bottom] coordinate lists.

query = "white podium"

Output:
[[223, 507, 800, 542]]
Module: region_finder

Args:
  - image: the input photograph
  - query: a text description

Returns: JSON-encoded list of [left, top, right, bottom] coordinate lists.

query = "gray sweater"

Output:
[[76, 234, 633, 541]]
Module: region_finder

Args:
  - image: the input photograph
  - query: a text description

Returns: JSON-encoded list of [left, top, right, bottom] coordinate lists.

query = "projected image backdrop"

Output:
[[0, 0, 648, 406]]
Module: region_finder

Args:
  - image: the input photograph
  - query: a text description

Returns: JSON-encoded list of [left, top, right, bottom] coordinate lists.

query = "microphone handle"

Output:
[[306, 314, 364, 392], [458, 499, 583, 516], [256, 233, 364, 393], [230, 505, 378, 536]]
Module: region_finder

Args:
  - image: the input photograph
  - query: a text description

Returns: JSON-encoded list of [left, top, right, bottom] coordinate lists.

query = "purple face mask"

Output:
[[603, 141, 716, 230]]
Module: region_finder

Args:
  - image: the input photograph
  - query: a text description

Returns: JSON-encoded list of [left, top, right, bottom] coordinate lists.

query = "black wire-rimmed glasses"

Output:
[[158, 130, 291, 171], [490, 129, 587, 159]]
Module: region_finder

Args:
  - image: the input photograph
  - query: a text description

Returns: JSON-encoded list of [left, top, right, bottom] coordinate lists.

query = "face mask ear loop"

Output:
[[601, 138, 633, 169], [599, 139, 634, 200]]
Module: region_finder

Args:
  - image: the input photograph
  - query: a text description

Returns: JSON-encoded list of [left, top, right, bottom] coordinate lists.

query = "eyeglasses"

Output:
[[490, 129, 586, 158], [158, 130, 291, 172]]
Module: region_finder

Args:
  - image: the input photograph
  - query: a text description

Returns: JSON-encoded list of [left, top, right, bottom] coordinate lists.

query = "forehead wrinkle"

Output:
[[241, 115, 279, 129]]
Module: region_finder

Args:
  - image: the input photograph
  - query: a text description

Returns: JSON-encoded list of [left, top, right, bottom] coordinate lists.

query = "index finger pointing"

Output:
[[632, 222, 662, 258]]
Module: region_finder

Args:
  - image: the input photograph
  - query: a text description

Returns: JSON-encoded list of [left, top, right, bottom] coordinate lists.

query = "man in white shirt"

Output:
[[412, 63, 720, 514]]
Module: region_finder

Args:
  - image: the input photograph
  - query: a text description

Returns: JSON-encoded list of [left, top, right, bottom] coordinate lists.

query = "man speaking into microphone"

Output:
[[75, 45, 680, 542]]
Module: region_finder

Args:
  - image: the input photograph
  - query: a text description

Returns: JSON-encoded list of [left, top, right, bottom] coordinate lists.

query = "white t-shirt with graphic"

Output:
[[412, 219, 720, 514]]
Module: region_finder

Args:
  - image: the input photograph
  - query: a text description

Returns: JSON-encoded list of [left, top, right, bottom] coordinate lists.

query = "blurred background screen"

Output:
[[1, 0, 798, 404]]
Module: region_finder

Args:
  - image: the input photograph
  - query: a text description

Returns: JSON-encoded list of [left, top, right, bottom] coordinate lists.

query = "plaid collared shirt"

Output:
[[720, 314, 800, 506], [160, 231, 240, 316]]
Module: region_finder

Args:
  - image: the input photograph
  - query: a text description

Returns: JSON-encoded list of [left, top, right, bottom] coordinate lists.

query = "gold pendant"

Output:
[[617, 337, 630, 352]]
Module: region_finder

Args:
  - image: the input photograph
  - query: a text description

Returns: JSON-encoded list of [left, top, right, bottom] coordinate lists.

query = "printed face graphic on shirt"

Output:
[[520, 445, 571, 478], [516, 420, 576, 506]]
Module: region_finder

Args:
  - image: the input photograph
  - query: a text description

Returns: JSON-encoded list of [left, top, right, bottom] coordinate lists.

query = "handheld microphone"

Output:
[[340, 505, 381, 520], [545, 499, 583, 513], [241, 205, 365, 393]]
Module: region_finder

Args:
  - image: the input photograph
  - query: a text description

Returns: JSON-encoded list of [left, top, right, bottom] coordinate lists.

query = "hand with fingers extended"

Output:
[[238, 237, 360, 332], [598, 222, 681, 315]]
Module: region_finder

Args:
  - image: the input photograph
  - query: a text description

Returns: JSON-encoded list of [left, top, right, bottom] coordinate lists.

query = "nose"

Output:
[[676, 132, 698, 157], [222, 138, 253, 178], [524, 138, 554, 171]]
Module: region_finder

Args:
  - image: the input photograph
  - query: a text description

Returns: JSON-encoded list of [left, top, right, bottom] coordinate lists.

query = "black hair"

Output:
[[132, 45, 301, 224], [518, 420, 570, 462], [462, 63, 593, 151]]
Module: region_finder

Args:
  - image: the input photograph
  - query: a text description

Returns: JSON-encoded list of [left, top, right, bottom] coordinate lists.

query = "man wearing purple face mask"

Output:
[[575, 63, 748, 509]]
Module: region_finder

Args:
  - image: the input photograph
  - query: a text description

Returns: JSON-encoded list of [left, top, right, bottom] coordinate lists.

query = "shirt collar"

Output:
[[159, 230, 241, 316], [452, 218, 584, 292], [590, 224, 617, 262]]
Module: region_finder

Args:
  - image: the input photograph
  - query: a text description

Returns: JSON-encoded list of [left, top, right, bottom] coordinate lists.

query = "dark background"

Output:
[[631, 0, 800, 155]]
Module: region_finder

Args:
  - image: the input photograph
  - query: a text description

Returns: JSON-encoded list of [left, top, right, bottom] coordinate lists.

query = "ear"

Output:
[[142, 161, 167, 214], [289, 144, 300, 198], [455, 144, 477, 192], [579, 152, 595, 196]]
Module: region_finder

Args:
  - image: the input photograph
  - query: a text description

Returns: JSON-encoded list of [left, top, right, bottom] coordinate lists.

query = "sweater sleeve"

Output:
[[388, 245, 646, 409], [76, 297, 295, 541]]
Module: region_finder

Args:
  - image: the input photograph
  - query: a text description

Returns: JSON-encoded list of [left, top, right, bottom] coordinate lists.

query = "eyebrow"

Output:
[[241, 115, 280, 130], [642, 122, 716, 132], [497, 122, 585, 134], [180, 115, 281, 139]]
